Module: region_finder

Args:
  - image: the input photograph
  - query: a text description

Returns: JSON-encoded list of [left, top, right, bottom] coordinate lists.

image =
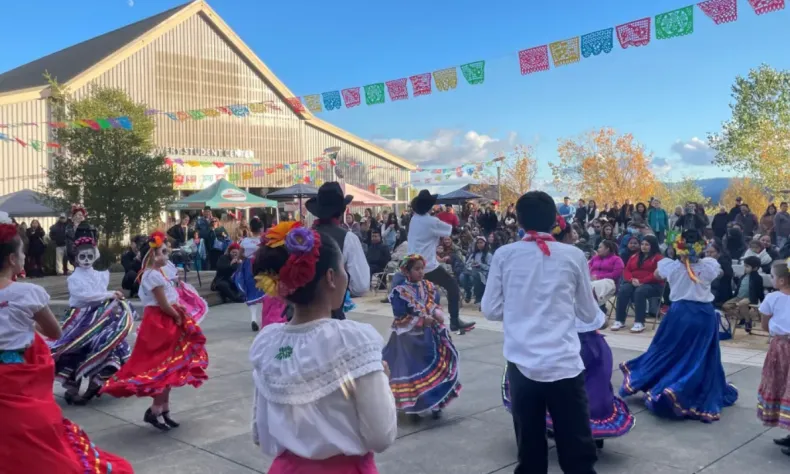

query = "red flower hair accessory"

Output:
[[148, 230, 166, 249], [73, 236, 96, 248], [0, 224, 18, 244], [228, 242, 241, 252], [551, 215, 567, 236], [71, 204, 87, 218], [278, 226, 321, 296]]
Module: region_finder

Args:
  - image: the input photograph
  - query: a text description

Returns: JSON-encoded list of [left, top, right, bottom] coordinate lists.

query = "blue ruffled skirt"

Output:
[[619, 300, 738, 422], [234, 258, 265, 305]]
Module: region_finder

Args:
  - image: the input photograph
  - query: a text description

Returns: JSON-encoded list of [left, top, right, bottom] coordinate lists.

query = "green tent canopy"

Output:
[[166, 179, 277, 210]]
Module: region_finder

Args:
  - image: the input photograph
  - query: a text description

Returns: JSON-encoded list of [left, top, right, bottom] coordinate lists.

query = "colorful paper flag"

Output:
[[165, 113, 178, 120], [175, 111, 190, 121], [410, 73, 432, 97], [96, 118, 113, 129], [617, 18, 651, 48], [217, 106, 233, 115], [698, 0, 738, 24], [385, 78, 409, 101], [187, 110, 205, 120], [460, 61, 485, 85], [304, 95, 323, 113], [342, 88, 361, 108], [30, 141, 42, 151], [549, 37, 581, 67], [364, 83, 386, 105], [655, 6, 694, 39], [248, 103, 267, 113], [322, 91, 342, 111], [748, 0, 785, 15], [116, 117, 132, 130], [518, 46, 550, 75], [15, 138, 26, 147], [230, 105, 250, 117], [433, 68, 458, 92], [285, 98, 306, 113], [581, 28, 614, 58]]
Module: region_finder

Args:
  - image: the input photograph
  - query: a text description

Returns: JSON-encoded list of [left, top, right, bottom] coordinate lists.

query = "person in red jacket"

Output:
[[611, 235, 663, 333]]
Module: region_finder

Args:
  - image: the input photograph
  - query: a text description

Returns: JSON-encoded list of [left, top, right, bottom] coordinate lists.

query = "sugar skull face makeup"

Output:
[[76, 248, 98, 269]]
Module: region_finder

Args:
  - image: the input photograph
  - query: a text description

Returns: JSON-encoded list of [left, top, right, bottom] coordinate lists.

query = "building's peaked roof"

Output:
[[0, 2, 191, 94]]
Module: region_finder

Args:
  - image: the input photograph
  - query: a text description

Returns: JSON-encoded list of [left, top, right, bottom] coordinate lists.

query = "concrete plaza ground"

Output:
[[56, 299, 789, 474]]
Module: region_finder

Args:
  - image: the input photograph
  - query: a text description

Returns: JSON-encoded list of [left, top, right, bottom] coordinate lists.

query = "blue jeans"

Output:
[[459, 271, 484, 302], [615, 282, 663, 324]]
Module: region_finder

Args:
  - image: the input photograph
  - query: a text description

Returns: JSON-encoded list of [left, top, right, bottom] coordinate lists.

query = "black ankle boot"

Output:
[[162, 410, 180, 428], [251, 321, 260, 332], [450, 318, 475, 335], [143, 408, 170, 431], [774, 435, 790, 447], [595, 439, 604, 449]]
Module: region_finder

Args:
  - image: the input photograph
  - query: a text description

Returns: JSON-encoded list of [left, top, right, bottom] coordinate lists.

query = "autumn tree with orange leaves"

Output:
[[550, 128, 659, 205], [470, 145, 537, 205], [720, 178, 771, 216]]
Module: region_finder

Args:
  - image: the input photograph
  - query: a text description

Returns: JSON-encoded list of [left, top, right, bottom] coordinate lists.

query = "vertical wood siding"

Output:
[[0, 99, 51, 196]]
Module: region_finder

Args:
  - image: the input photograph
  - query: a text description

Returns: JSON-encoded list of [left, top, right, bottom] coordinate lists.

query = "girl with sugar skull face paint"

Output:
[[50, 235, 135, 405]]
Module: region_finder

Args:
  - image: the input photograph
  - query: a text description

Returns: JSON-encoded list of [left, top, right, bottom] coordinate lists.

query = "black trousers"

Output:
[[507, 363, 597, 474], [424, 266, 460, 322]]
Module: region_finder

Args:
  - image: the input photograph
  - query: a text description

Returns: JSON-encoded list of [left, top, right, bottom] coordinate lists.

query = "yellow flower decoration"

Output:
[[265, 221, 300, 248], [255, 273, 280, 296]]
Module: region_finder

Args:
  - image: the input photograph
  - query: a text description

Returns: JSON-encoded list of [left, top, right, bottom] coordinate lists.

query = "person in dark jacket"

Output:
[[167, 215, 191, 248], [212, 242, 244, 303], [365, 229, 391, 275], [49, 214, 70, 275], [721, 255, 764, 331], [618, 200, 634, 229], [574, 199, 588, 228], [480, 206, 499, 235], [674, 202, 707, 233], [724, 226, 747, 260], [66, 206, 99, 265], [728, 197, 743, 222], [121, 237, 143, 298], [735, 204, 759, 238], [706, 240, 734, 307], [25, 219, 46, 277], [711, 206, 729, 240]]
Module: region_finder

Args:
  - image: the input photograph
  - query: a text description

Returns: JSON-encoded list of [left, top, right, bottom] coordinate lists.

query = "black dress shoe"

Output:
[[595, 439, 604, 449], [251, 321, 260, 332], [143, 408, 170, 431], [782, 447, 790, 457], [774, 435, 790, 447], [450, 318, 476, 335], [162, 411, 180, 428]]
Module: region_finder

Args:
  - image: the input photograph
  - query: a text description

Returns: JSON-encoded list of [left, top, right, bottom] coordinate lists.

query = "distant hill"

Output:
[[690, 178, 732, 204]]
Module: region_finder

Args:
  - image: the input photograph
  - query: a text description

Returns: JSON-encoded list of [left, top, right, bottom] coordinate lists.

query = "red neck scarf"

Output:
[[522, 231, 556, 256]]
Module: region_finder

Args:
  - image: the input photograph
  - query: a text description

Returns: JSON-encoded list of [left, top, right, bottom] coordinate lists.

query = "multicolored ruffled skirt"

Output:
[[757, 335, 790, 430], [502, 331, 635, 439], [619, 300, 738, 422], [383, 325, 461, 414], [0, 334, 133, 473], [101, 305, 208, 398], [49, 298, 134, 390]]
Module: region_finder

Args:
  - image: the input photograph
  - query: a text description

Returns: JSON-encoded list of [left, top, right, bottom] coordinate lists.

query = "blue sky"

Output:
[[2, 0, 788, 192]]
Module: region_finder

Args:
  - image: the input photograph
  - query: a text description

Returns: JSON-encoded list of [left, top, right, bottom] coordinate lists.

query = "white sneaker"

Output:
[[610, 321, 624, 331], [631, 323, 646, 333]]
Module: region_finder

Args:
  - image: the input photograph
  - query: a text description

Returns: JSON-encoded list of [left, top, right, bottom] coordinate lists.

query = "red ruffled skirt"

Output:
[[268, 451, 378, 474], [0, 334, 133, 473], [101, 305, 208, 398]]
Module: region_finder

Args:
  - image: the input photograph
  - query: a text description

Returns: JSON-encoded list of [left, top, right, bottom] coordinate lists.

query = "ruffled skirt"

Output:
[[383, 325, 461, 414], [0, 334, 133, 473], [261, 296, 288, 328], [176, 282, 209, 325], [268, 451, 378, 474], [757, 335, 790, 430], [50, 299, 134, 389], [234, 257, 265, 306], [619, 300, 738, 422], [502, 331, 635, 439], [101, 305, 208, 398]]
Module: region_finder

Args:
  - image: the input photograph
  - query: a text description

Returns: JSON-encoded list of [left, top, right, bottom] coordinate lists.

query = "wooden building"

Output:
[[0, 0, 415, 202]]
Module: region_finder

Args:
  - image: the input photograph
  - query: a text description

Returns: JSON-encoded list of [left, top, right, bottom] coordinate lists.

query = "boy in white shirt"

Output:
[[482, 190, 599, 474]]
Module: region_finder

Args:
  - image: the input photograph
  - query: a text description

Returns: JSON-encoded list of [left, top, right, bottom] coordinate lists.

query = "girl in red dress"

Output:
[[101, 230, 209, 430], [0, 221, 133, 473]]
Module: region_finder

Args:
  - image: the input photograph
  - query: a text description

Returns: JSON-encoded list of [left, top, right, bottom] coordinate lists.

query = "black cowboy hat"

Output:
[[411, 189, 438, 215], [305, 182, 353, 219]]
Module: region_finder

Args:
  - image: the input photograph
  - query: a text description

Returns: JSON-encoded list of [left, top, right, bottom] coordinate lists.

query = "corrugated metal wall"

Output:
[[0, 99, 51, 196], [71, 13, 409, 192]]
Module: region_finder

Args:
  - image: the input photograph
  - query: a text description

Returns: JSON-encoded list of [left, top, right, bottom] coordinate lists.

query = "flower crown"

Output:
[[399, 254, 425, 271], [667, 230, 705, 283], [551, 215, 567, 236], [255, 221, 321, 298], [73, 236, 96, 248], [71, 204, 87, 218], [0, 223, 17, 244], [148, 230, 167, 249]]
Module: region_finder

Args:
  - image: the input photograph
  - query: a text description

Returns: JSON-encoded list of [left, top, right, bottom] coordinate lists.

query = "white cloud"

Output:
[[127, 0, 134, 6], [371, 129, 521, 168], [670, 137, 715, 166]]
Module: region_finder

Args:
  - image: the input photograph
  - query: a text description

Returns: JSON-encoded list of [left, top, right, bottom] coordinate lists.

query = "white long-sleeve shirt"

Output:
[[407, 213, 452, 273], [481, 240, 599, 383], [343, 232, 370, 297]]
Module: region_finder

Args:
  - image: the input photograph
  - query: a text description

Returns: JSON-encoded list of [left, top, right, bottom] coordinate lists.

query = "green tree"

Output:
[[43, 79, 175, 245], [708, 65, 790, 193], [654, 176, 708, 211]]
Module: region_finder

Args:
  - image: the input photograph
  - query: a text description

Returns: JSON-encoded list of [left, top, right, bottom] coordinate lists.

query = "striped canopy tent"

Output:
[[166, 179, 276, 210]]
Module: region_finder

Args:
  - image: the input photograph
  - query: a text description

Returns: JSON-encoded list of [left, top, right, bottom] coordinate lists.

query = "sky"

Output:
[[1, 0, 788, 193]]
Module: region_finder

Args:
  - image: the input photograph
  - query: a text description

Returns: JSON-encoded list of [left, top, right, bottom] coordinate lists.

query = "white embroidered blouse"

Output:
[[249, 318, 397, 460], [0, 282, 50, 350], [139, 269, 179, 307], [67, 267, 115, 308]]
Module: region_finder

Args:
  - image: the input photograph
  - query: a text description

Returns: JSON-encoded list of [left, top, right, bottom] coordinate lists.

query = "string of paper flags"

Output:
[[285, 0, 782, 113], [0, 0, 783, 155]]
